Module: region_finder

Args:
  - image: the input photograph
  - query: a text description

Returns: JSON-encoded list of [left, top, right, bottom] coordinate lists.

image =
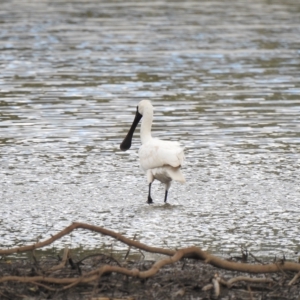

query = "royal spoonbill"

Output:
[[120, 100, 185, 204]]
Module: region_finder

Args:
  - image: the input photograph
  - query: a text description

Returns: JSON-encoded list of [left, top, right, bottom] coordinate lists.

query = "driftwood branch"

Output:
[[1, 222, 300, 274], [0, 222, 299, 293]]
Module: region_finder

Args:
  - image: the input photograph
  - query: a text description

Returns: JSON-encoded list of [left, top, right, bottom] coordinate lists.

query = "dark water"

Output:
[[1, 0, 300, 258]]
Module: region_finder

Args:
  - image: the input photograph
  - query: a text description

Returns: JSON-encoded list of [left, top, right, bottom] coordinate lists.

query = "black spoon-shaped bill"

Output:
[[120, 107, 142, 151]]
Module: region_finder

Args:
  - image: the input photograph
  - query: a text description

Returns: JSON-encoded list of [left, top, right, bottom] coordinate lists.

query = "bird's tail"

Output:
[[165, 166, 186, 183]]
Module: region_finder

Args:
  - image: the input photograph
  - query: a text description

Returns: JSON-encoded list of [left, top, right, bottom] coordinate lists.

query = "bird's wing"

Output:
[[139, 139, 184, 171]]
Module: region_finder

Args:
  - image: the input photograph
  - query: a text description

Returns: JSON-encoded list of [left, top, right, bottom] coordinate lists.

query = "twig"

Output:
[[203, 275, 274, 293], [288, 270, 300, 286], [31, 281, 57, 291], [247, 285, 253, 300], [77, 253, 122, 267], [202, 283, 213, 291], [249, 252, 265, 265], [31, 249, 38, 265], [124, 234, 136, 261], [46, 246, 69, 274], [212, 274, 220, 297], [224, 276, 274, 288]]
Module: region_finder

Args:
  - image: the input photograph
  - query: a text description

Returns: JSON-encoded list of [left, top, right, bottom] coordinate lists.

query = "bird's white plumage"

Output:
[[137, 100, 185, 187], [139, 139, 184, 171], [120, 99, 185, 203]]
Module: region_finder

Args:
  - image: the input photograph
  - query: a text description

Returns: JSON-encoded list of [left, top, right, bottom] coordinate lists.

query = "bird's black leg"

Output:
[[164, 190, 168, 203], [147, 183, 153, 204]]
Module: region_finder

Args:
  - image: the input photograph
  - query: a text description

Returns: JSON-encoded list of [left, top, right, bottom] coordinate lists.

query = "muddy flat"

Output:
[[1, 252, 299, 299]]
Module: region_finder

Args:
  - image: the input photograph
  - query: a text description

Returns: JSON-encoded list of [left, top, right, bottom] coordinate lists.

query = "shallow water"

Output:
[[1, 0, 300, 258]]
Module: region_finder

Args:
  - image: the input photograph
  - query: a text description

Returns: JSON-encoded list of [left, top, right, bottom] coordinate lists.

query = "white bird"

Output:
[[120, 100, 185, 204]]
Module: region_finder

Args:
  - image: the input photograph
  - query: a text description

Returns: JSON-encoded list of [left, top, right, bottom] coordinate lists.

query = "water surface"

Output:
[[1, 0, 300, 258]]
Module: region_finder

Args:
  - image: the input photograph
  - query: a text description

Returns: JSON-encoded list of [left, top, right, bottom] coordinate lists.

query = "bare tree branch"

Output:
[[0, 221, 300, 292]]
